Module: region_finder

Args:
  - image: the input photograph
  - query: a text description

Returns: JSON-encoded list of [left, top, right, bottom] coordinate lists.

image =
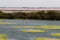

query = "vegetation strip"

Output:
[[13, 25, 60, 29], [21, 29, 45, 32], [35, 38, 60, 40], [0, 34, 8, 40], [51, 33, 60, 36], [0, 10, 60, 20]]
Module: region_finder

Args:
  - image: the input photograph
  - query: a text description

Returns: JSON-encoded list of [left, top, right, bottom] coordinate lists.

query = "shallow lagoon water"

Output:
[[0, 19, 60, 40]]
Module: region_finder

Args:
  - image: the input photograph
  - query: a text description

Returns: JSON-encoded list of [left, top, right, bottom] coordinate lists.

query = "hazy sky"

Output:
[[0, 0, 60, 7]]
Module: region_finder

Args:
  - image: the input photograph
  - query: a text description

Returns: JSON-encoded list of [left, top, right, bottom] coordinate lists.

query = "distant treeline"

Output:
[[0, 10, 60, 20]]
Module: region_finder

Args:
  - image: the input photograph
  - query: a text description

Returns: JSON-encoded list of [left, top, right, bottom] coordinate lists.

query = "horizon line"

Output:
[[0, 7, 60, 10]]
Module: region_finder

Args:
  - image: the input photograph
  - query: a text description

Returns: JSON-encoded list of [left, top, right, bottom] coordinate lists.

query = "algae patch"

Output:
[[21, 29, 46, 32], [41, 25, 60, 29], [35, 38, 60, 40], [13, 25, 60, 29], [0, 34, 8, 40], [51, 33, 60, 36]]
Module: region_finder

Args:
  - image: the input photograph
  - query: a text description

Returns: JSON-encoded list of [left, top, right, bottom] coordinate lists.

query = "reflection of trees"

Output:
[[0, 10, 60, 20]]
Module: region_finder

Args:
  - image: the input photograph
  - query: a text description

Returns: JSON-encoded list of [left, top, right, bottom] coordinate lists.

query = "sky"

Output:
[[0, 0, 60, 7]]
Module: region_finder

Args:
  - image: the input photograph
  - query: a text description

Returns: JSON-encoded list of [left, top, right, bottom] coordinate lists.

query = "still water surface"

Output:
[[0, 19, 60, 40]]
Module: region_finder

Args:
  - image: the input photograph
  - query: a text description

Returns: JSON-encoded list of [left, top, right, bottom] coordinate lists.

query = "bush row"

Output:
[[0, 10, 60, 20]]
